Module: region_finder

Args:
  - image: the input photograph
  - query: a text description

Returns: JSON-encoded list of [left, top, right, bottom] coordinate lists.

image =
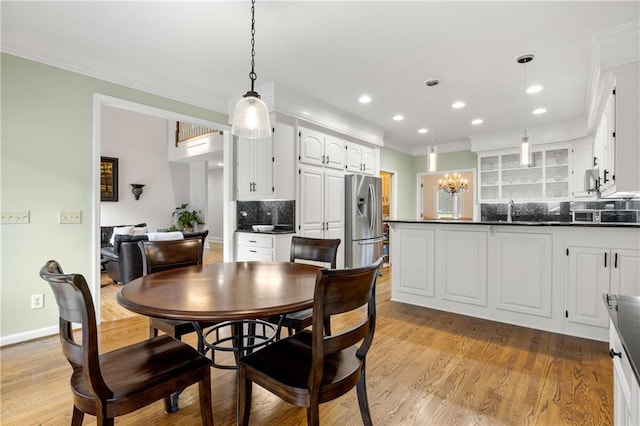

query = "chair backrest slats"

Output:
[[290, 236, 340, 268], [323, 321, 370, 356], [138, 238, 204, 276], [39, 260, 113, 400]]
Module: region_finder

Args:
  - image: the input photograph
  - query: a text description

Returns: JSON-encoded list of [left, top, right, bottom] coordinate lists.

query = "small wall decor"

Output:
[[130, 184, 145, 200], [100, 157, 118, 202]]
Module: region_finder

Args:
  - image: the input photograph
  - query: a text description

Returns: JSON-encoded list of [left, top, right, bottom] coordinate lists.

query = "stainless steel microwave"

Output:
[[572, 209, 639, 224], [572, 210, 599, 223]]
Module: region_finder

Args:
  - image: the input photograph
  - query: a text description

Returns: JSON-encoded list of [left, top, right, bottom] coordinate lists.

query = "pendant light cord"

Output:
[[249, 0, 257, 93]]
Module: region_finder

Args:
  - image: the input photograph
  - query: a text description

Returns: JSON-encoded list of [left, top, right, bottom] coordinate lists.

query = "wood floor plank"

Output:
[[1, 247, 611, 425]]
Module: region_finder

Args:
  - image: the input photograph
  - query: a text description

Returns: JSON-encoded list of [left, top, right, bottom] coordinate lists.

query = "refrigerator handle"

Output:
[[369, 184, 376, 234], [358, 237, 385, 245]]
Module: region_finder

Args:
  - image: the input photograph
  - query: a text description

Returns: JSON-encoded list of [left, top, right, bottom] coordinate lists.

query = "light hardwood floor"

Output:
[[1, 243, 612, 425]]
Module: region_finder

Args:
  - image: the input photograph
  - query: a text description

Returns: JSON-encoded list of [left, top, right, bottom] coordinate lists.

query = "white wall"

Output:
[[207, 167, 224, 242], [100, 105, 189, 231]]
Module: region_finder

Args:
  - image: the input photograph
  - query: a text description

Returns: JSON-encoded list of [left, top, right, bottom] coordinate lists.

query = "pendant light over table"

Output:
[[231, 0, 272, 139]]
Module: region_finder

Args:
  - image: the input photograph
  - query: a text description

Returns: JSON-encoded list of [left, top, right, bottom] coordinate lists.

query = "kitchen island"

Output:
[[386, 220, 640, 342]]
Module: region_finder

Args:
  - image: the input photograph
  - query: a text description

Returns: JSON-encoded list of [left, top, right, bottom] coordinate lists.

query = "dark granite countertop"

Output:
[[385, 219, 640, 228], [236, 227, 296, 235], [604, 294, 640, 385]]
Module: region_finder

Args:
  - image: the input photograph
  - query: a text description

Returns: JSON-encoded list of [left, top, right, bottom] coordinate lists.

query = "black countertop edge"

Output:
[[384, 220, 640, 228], [236, 229, 296, 235], [604, 294, 640, 386]]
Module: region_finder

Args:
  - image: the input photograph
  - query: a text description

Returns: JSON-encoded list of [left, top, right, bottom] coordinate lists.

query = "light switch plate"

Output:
[[58, 210, 82, 224], [1, 211, 30, 224]]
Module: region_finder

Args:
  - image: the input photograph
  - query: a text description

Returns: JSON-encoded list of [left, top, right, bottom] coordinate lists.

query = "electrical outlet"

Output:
[[31, 293, 44, 309], [1, 211, 30, 224], [58, 210, 82, 224]]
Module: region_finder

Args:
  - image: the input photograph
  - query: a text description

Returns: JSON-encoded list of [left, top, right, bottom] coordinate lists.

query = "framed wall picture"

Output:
[[100, 156, 119, 202]]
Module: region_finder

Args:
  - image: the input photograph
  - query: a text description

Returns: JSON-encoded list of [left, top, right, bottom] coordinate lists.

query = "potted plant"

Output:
[[170, 203, 205, 232]]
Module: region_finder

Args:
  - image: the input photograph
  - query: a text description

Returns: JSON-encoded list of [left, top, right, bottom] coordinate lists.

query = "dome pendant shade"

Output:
[[231, 92, 272, 139]]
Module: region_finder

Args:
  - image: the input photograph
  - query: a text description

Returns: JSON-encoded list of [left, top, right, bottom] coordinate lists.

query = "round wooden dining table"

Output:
[[117, 261, 321, 322]]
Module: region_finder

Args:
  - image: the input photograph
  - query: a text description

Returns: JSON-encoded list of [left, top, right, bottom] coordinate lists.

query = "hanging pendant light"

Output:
[[425, 79, 440, 172], [231, 0, 272, 139], [518, 54, 534, 167]]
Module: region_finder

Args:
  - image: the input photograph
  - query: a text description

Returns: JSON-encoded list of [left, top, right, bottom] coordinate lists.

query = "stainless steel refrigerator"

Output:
[[345, 174, 383, 268]]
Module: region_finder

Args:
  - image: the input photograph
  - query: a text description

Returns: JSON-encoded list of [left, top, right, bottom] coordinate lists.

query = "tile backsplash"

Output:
[[237, 200, 295, 230], [481, 202, 571, 222]]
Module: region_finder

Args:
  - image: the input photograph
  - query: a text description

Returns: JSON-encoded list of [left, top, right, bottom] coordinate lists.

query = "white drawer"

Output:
[[237, 246, 274, 262], [237, 233, 274, 249]]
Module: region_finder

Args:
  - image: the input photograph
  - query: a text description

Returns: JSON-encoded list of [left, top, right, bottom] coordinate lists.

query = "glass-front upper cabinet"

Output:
[[478, 146, 570, 202]]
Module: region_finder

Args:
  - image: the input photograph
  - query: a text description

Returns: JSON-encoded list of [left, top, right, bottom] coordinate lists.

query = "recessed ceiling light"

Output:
[[217, 162, 224, 166], [471, 119, 483, 125], [452, 101, 465, 109], [358, 95, 372, 104], [533, 108, 547, 115], [527, 85, 543, 94], [418, 128, 429, 134], [393, 114, 404, 121]]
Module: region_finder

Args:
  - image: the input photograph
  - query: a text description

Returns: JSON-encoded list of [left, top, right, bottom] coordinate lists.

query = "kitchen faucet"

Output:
[[507, 199, 515, 223]]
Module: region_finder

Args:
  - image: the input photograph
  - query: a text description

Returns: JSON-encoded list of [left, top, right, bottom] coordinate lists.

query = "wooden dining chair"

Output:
[[266, 236, 340, 338], [138, 238, 216, 354], [238, 257, 383, 426], [39, 260, 214, 426]]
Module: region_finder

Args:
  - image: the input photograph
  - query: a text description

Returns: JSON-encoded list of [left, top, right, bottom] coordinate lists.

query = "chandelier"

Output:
[[438, 173, 469, 195]]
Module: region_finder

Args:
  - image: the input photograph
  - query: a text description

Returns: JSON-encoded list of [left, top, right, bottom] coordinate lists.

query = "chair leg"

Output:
[[238, 366, 252, 426], [356, 364, 373, 426], [199, 370, 214, 426], [71, 406, 84, 426], [306, 403, 320, 426]]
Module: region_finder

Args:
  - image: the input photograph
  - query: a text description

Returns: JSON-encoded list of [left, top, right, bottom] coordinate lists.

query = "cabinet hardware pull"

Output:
[[604, 252, 607, 268], [248, 240, 257, 243], [609, 348, 622, 358], [249, 250, 257, 253], [603, 169, 610, 183], [614, 252, 618, 268], [326, 155, 329, 164], [322, 155, 325, 164]]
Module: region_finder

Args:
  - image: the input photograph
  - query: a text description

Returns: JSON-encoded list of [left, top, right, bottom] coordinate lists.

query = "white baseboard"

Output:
[[0, 325, 58, 347], [208, 236, 223, 244]]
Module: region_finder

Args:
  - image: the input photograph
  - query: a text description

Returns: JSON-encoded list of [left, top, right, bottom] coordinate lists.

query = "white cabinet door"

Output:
[[345, 143, 363, 173], [610, 249, 640, 297], [393, 227, 436, 298], [236, 138, 253, 198], [299, 127, 325, 167], [440, 229, 487, 306], [324, 135, 346, 170], [494, 232, 552, 317], [567, 247, 610, 328], [235, 136, 273, 200], [252, 137, 273, 196], [324, 168, 344, 231], [361, 146, 376, 175], [298, 164, 324, 235]]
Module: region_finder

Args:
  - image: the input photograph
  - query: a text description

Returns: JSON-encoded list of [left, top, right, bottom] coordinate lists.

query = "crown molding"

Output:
[[2, 49, 230, 114]]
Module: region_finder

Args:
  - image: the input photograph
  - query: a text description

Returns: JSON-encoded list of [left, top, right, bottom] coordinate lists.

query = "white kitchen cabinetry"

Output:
[[566, 228, 640, 337], [236, 232, 293, 262], [236, 135, 273, 200], [594, 89, 616, 195], [601, 65, 640, 198], [346, 142, 376, 175], [236, 121, 295, 201], [609, 319, 639, 426], [298, 163, 345, 268], [478, 146, 569, 202], [299, 127, 345, 170]]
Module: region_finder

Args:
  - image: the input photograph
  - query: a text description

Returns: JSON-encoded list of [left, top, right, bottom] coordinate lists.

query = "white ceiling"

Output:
[[2, 1, 638, 154]]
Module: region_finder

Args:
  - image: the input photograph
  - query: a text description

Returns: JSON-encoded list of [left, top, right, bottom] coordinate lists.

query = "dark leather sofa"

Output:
[[101, 228, 209, 284]]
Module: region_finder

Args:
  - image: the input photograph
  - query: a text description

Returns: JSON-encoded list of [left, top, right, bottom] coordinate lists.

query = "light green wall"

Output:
[[413, 150, 477, 174], [379, 146, 415, 219], [1, 53, 227, 340]]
